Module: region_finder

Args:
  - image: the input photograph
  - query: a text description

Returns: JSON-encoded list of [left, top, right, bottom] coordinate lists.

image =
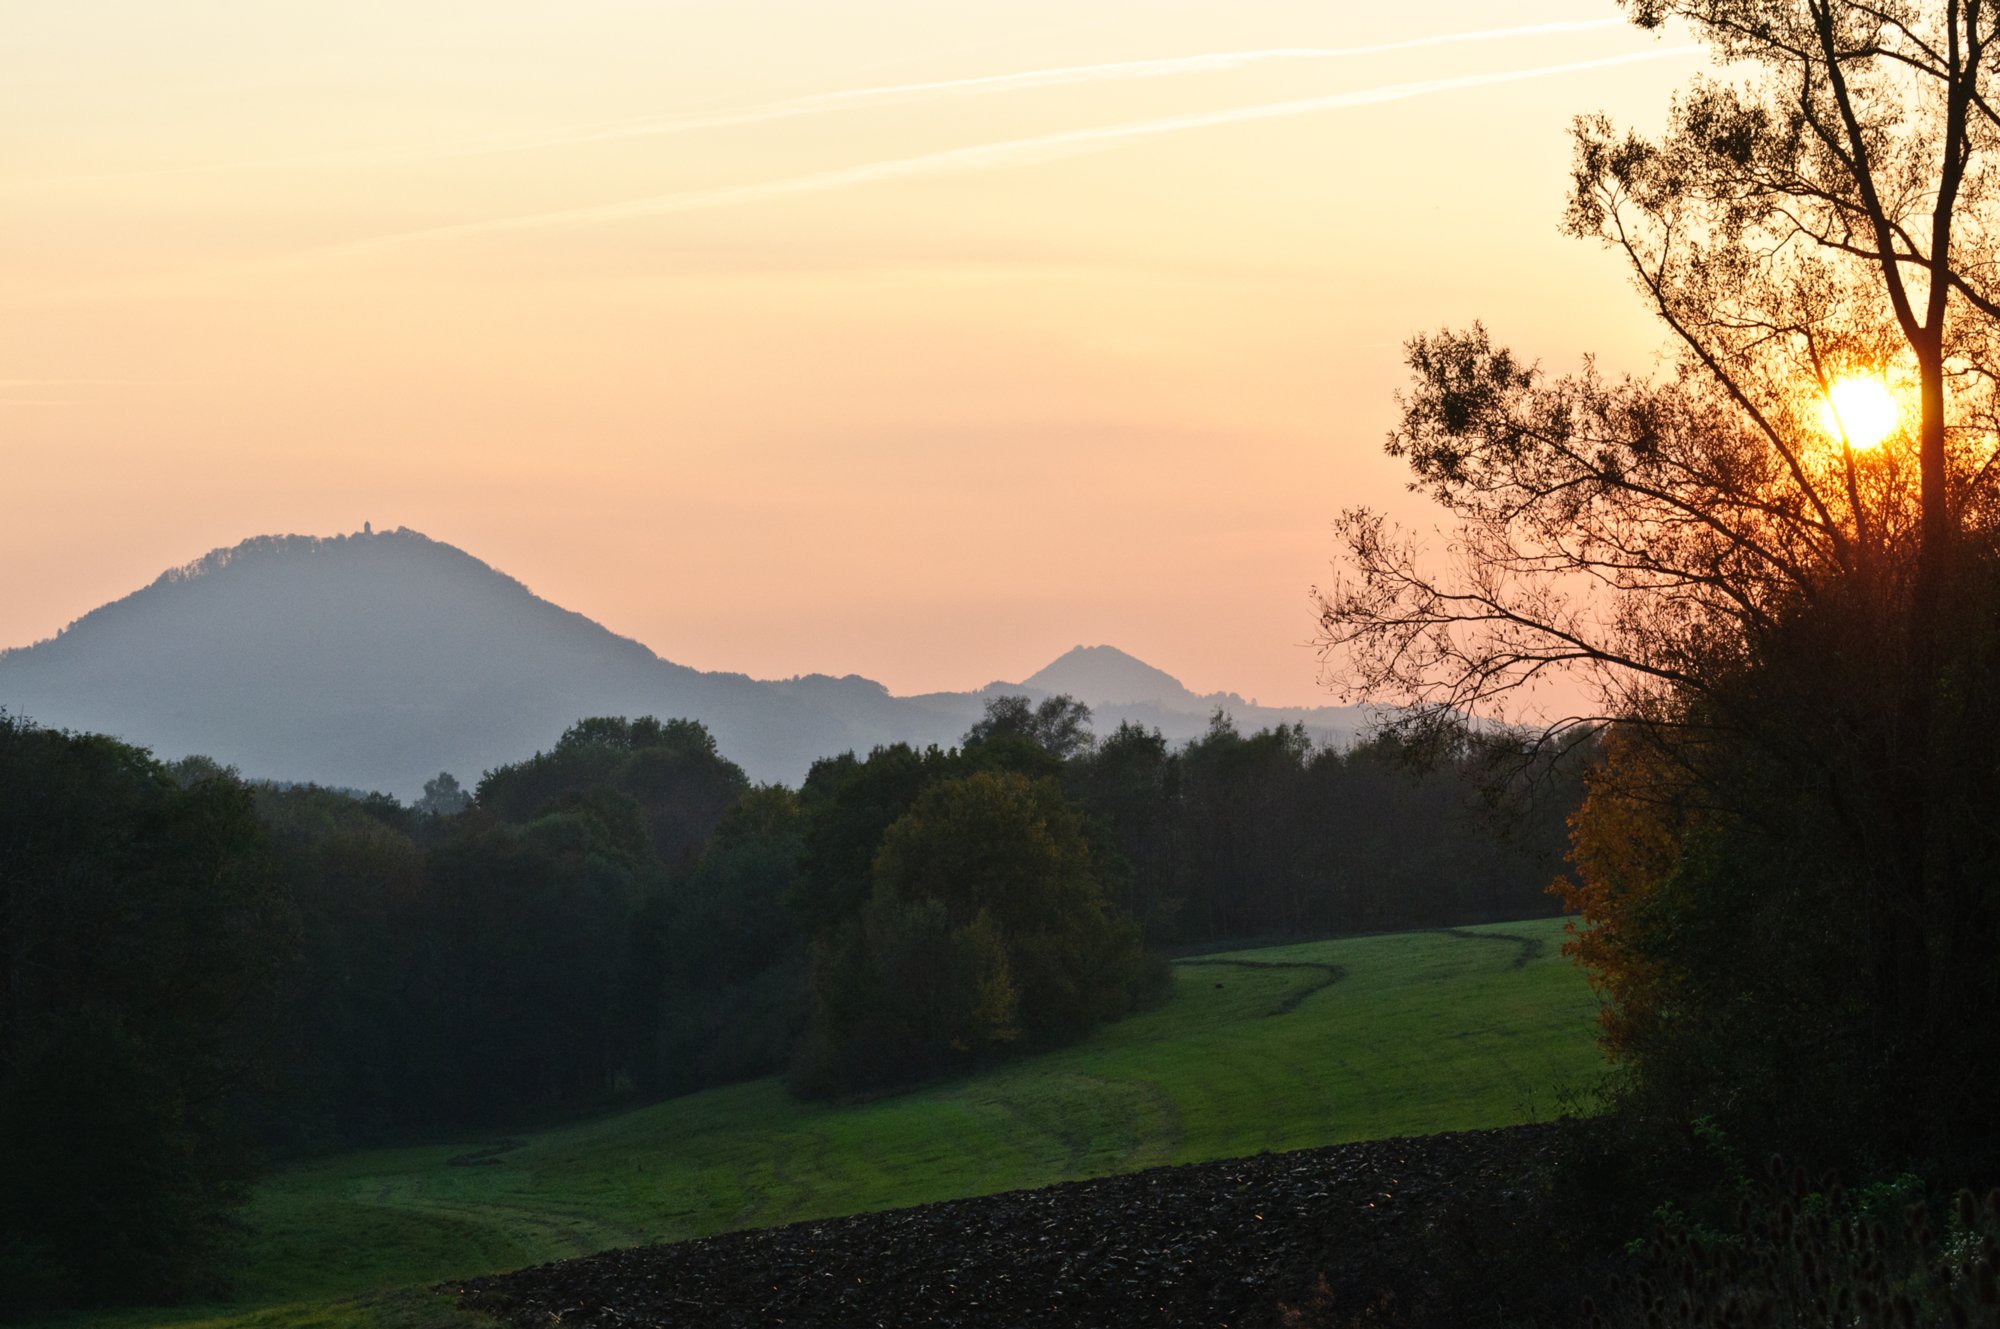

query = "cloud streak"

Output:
[[445, 18, 1630, 158], [0, 378, 177, 401], [29, 18, 1624, 185], [11, 44, 1696, 307], [283, 47, 1696, 266]]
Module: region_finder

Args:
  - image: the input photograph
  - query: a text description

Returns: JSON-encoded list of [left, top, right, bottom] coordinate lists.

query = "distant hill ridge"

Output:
[[0, 528, 1371, 795], [10, 528, 654, 667], [1022, 644, 1194, 708]]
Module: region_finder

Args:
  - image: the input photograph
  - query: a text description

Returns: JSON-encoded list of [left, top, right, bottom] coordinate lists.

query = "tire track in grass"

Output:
[[966, 1070, 1131, 1180], [1114, 1074, 1185, 1167], [1434, 927, 1546, 970], [1174, 957, 1347, 1015]]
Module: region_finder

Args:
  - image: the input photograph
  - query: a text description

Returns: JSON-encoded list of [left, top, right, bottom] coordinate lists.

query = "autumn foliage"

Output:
[[1548, 731, 1681, 1066]]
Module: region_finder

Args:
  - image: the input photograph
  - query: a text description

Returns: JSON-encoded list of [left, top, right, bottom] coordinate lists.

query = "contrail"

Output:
[[27, 19, 1623, 185], [434, 18, 1629, 158], [10, 45, 1696, 307], [283, 47, 1697, 267]]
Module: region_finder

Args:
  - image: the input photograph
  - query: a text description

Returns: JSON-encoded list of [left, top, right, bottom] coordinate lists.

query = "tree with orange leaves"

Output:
[[1548, 731, 1681, 1066]]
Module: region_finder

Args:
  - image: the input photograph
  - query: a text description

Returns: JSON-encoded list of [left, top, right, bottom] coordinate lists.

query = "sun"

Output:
[[1818, 375, 1900, 450]]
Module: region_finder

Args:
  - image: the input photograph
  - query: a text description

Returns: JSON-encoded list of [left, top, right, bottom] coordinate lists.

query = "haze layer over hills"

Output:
[[0, 529, 1370, 794]]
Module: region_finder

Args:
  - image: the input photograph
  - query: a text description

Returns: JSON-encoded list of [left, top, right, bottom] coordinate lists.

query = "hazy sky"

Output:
[[2, 2, 1704, 706]]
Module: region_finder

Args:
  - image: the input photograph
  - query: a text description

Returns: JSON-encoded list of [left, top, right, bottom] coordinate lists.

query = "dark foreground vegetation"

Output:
[[454, 1123, 1593, 1329], [456, 1120, 2000, 1329], [1314, 0, 2000, 1183], [0, 923, 1578, 1329], [1305, 0, 2000, 1319], [0, 694, 1573, 1316]]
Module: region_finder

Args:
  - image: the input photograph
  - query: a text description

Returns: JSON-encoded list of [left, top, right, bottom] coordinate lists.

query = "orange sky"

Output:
[[1, 2, 1703, 706]]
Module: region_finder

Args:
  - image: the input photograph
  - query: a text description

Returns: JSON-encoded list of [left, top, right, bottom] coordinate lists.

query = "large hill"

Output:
[[0, 528, 1371, 794]]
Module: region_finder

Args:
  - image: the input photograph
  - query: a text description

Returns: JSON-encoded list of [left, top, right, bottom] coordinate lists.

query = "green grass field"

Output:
[[66, 917, 1602, 1329]]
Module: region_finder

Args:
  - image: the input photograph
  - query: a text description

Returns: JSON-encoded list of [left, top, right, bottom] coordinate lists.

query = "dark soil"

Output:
[[449, 1122, 1614, 1329]]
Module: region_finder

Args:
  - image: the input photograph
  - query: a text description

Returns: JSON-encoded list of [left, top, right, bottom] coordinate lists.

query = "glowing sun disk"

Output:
[[1819, 376, 1899, 450]]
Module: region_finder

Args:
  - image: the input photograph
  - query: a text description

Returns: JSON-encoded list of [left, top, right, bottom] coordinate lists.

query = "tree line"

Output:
[[0, 697, 1577, 1312]]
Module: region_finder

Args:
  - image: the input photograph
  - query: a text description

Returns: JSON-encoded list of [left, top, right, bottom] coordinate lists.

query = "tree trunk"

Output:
[[1919, 346, 1951, 561]]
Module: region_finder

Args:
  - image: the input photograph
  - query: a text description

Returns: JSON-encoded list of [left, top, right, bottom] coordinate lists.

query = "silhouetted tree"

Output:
[[253, 783, 427, 1143], [414, 770, 469, 817], [0, 718, 291, 1311], [872, 771, 1149, 1038], [792, 743, 949, 935], [412, 800, 650, 1121], [628, 785, 808, 1095], [1317, 0, 2000, 1168], [792, 762, 1158, 1094], [1066, 722, 1182, 938], [478, 716, 749, 869], [963, 693, 1095, 760]]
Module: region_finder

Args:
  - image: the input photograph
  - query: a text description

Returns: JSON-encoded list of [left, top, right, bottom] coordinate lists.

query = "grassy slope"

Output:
[[75, 917, 1602, 1329]]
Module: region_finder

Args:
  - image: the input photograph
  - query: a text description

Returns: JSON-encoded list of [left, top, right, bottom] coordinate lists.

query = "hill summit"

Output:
[[1020, 645, 1195, 708], [0, 528, 1369, 794]]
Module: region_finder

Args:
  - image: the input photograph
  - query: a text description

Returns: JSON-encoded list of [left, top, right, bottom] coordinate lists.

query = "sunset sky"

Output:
[[2, 2, 1705, 707]]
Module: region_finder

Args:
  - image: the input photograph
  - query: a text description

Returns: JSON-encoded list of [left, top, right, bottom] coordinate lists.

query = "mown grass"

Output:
[[60, 917, 1601, 1329]]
